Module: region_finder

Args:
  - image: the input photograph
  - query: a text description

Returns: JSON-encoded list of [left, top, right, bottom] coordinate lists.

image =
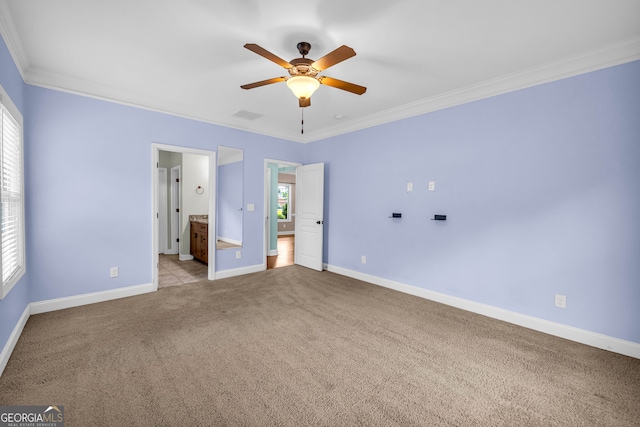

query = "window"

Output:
[[0, 85, 25, 300], [277, 184, 291, 222]]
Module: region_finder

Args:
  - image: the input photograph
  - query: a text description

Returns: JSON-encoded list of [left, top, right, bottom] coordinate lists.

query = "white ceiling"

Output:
[[1, 0, 639, 143]]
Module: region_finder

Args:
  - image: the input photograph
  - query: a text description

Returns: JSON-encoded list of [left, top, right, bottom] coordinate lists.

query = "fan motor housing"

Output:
[[288, 58, 318, 77]]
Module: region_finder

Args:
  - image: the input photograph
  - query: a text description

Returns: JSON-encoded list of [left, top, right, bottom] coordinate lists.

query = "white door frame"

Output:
[[153, 144, 216, 289], [169, 165, 181, 255], [158, 167, 168, 254], [266, 167, 277, 256], [263, 159, 301, 267]]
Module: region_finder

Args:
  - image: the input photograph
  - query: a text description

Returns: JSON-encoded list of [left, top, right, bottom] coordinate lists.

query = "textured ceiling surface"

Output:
[[1, 0, 639, 142]]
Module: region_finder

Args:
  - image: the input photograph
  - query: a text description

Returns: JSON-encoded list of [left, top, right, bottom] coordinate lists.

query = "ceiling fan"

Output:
[[240, 42, 367, 108]]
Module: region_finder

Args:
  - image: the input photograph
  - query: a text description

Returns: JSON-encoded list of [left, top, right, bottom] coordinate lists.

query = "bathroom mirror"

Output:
[[217, 146, 244, 249]]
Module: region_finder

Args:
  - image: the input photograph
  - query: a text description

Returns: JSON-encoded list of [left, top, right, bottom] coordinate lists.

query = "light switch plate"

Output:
[[247, 203, 254, 212], [428, 180, 436, 191], [406, 182, 413, 192]]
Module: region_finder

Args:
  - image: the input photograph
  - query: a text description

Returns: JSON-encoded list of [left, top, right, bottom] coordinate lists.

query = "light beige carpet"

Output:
[[1, 266, 639, 426]]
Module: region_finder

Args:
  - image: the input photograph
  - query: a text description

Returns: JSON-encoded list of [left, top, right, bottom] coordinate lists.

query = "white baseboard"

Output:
[[215, 264, 264, 280], [0, 305, 30, 378], [278, 231, 295, 236], [30, 283, 155, 315], [1, 282, 155, 378], [5, 266, 637, 381], [326, 264, 640, 359], [179, 254, 194, 261], [216, 236, 242, 246], [267, 249, 278, 256]]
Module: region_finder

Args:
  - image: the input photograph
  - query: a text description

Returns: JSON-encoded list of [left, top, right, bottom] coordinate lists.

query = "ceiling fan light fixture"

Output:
[[286, 75, 320, 100]]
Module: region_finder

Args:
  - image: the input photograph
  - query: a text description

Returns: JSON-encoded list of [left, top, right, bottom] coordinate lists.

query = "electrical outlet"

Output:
[[361, 255, 366, 264], [406, 182, 413, 192], [555, 294, 566, 309], [110, 267, 119, 278], [236, 251, 242, 259]]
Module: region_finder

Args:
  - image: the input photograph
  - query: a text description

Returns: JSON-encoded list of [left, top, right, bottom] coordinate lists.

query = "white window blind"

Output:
[[0, 86, 25, 300]]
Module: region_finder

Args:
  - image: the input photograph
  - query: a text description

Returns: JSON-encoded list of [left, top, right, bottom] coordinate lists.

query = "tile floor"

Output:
[[158, 254, 208, 288], [160, 234, 293, 287]]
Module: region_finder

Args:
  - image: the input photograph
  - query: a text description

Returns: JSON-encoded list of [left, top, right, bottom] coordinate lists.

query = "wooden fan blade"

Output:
[[299, 97, 311, 108], [244, 44, 292, 69], [318, 76, 366, 95], [240, 77, 287, 90], [311, 45, 356, 71]]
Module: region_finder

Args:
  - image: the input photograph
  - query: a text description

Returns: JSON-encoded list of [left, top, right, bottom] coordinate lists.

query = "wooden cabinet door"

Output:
[[200, 230, 208, 263], [190, 221, 208, 264], [190, 224, 197, 257]]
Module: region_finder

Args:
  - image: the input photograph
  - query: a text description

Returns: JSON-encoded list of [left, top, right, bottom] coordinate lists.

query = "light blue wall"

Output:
[[306, 60, 640, 344], [0, 35, 30, 352], [2, 27, 639, 363], [23, 85, 304, 300]]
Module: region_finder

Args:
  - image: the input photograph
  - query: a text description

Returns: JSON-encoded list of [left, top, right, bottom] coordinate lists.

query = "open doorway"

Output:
[[265, 161, 299, 269], [152, 144, 216, 290], [264, 160, 325, 271], [268, 168, 296, 269]]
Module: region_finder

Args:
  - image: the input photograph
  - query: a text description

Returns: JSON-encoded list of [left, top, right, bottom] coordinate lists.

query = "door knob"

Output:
[[316, 220, 324, 224]]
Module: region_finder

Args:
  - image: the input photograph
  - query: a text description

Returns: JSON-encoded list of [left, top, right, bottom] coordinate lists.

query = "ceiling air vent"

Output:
[[233, 110, 263, 120]]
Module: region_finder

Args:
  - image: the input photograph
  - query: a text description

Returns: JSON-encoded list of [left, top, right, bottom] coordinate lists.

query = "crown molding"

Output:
[[0, 2, 28, 80], [4, 12, 639, 145], [24, 66, 300, 143], [300, 36, 640, 143]]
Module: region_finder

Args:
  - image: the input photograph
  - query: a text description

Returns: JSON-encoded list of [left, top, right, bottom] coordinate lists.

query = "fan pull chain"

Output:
[[301, 108, 304, 134]]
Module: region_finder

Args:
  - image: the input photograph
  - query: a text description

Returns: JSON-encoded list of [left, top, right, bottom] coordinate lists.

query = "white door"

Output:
[[295, 163, 324, 271]]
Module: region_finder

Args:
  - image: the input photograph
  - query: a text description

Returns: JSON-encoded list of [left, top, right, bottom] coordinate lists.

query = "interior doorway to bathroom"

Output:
[[152, 144, 216, 289]]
